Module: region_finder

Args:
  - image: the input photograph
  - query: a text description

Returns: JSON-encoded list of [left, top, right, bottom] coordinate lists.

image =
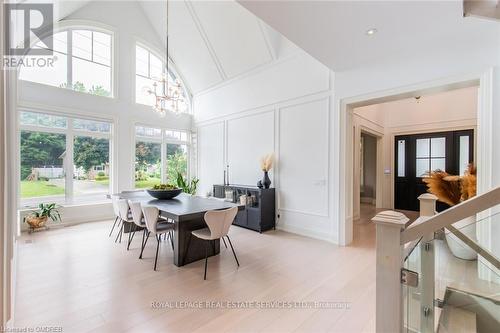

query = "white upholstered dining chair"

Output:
[[191, 206, 239, 280], [114, 198, 134, 244], [127, 201, 147, 252], [141, 205, 175, 271], [109, 196, 121, 238]]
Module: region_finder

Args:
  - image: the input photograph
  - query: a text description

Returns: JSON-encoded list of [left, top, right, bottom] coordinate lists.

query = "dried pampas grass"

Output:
[[423, 164, 476, 206], [461, 164, 477, 201], [260, 153, 274, 172]]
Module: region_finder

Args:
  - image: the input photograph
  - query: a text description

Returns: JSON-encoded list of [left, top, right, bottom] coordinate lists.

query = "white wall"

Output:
[[16, 1, 192, 223], [194, 51, 336, 241]]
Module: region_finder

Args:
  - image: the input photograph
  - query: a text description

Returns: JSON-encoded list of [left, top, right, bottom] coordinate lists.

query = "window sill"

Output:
[[19, 195, 111, 210]]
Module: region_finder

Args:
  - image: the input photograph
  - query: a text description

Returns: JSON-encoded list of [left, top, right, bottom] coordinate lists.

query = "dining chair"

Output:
[[191, 206, 239, 280], [127, 200, 147, 251], [109, 196, 121, 238], [115, 199, 133, 244], [141, 205, 175, 271]]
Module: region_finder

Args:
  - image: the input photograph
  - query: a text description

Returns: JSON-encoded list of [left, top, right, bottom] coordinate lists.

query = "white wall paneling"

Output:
[[197, 122, 225, 196], [227, 111, 274, 186], [278, 98, 329, 217], [194, 49, 335, 242]]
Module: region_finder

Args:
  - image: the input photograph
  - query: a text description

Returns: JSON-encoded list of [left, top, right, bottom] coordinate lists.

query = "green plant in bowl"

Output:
[[151, 184, 178, 190]]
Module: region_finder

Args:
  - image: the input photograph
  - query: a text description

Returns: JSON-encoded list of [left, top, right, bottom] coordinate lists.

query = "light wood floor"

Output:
[[15, 218, 378, 333]]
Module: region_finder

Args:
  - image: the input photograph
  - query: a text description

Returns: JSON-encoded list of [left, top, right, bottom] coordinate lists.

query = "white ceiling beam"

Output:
[[257, 19, 277, 61], [185, 0, 227, 81]]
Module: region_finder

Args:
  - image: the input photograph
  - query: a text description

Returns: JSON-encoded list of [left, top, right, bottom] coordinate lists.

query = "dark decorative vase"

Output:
[[257, 180, 263, 189], [262, 171, 271, 189]]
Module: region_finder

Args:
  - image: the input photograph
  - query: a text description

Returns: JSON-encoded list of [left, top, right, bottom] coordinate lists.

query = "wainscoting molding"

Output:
[[195, 90, 334, 241]]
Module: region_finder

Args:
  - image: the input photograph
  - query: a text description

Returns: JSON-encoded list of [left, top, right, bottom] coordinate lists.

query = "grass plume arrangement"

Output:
[[260, 153, 274, 172], [423, 164, 476, 206]]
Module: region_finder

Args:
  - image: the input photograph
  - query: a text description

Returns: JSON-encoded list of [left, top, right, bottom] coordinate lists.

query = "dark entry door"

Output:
[[394, 129, 474, 211]]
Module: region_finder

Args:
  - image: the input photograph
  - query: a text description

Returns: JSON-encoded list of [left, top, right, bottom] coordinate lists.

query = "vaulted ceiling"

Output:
[[53, 0, 299, 96], [238, 0, 500, 71], [139, 0, 299, 94]]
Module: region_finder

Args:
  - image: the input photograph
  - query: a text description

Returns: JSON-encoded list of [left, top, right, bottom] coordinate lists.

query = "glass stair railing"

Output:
[[402, 209, 500, 333]]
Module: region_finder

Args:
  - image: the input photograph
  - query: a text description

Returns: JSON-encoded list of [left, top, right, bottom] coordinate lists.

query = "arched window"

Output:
[[19, 27, 113, 97], [135, 44, 190, 113]]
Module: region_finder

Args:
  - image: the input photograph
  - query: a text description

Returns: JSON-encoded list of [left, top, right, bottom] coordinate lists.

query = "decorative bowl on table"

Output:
[[146, 184, 183, 200]]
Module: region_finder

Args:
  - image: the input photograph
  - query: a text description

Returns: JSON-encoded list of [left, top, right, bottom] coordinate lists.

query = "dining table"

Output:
[[111, 191, 244, 267]]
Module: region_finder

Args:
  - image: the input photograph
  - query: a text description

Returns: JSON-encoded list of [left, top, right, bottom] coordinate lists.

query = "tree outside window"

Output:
[[19, 112, 113, 206], [134, 126, 190, 188]]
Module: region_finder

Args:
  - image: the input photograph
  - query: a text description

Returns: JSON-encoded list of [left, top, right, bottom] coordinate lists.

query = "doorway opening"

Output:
[[353, 131, 382, 246], [345, 81, 480, 246]]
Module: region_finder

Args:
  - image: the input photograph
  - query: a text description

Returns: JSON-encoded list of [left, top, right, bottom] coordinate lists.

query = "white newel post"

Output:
[[372, 211, 409, 333], [418, 194, 437, 333], [419, 193, 437, 217]]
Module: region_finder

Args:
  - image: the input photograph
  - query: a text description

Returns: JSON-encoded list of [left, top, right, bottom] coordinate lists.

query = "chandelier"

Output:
[[146, 0, 185, 116]]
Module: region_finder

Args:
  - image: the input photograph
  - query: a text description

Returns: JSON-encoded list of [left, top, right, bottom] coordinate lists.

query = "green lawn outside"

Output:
[[20, 181, 65, 198], [95, 179, 110, 186], [135, 177, 161, 189]]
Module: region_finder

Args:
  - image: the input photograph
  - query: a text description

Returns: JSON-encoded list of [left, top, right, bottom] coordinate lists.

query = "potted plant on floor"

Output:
[[24, 203, 62, 231], [423, 164, 477, 260]]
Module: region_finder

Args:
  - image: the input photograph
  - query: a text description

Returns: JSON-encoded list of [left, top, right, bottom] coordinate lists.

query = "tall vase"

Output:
[[263, 171, 271, 189]]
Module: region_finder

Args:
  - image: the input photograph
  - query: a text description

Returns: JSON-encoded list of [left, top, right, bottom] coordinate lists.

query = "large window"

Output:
[[135, 44, 189, 113], [135, 125, 189, 188], [20, 111, 112, 206], [19, 28, 113, 97]]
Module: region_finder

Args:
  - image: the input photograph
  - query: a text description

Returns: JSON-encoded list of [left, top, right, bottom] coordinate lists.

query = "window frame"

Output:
[[415, 136, 447, 177], [134, 42, 191, 113], [134, 124, 191, 187], [18, 110, 114, 207], [19, 23, 116, 98]]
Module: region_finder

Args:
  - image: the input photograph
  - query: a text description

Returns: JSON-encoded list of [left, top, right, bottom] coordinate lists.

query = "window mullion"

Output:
[[66, 119, 74, 203], [67, 29, 73, 87], [91, 31, 94, 63], [148, 51, 151, 79], [161, 131, 167, 184]]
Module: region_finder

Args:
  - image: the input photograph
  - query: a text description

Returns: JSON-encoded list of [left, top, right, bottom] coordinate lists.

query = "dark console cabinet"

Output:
[[213, 185, 275, 233]]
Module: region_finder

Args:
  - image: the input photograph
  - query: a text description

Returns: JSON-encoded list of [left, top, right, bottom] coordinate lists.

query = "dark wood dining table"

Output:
[[112, 191, 243, 267]]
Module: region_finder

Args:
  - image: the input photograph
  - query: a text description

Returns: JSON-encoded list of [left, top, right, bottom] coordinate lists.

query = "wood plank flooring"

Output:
[[15, 218, 377, 332]]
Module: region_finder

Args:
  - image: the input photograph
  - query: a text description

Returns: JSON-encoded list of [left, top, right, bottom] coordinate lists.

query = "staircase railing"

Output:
[[373, 186, 500, 333]]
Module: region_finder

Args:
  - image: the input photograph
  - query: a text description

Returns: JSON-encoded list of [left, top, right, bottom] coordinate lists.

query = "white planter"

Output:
[[444, 216, 477, 260]]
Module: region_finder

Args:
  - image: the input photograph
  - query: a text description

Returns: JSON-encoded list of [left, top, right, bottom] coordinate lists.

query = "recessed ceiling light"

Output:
[[366, 28, 378, 36]]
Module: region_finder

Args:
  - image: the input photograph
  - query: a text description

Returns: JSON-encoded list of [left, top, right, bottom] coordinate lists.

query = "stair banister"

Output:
[[401, 186, 500, 244], [372, 211, 408, 333], [418, 193, 437, 333]]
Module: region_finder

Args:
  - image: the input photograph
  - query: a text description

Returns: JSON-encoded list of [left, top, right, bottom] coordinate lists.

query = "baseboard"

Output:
[[276, 223, 337, 244]]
